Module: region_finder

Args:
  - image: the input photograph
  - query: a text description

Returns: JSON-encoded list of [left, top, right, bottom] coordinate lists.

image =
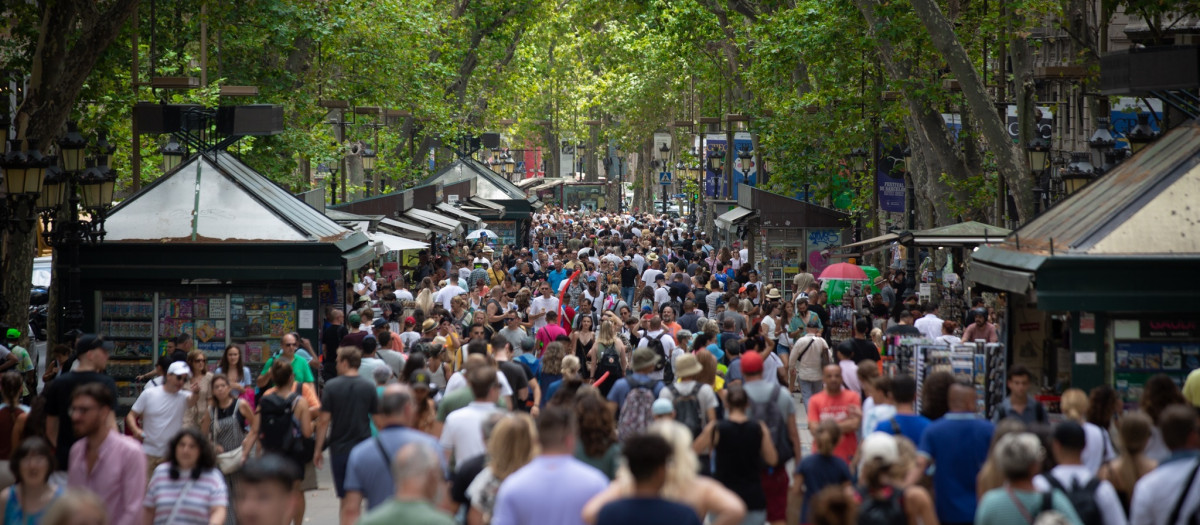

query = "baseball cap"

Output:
[[741, 350, 764, 374], [860, 432, 900, 465], [167, 361, 193, 377], [4, 328, 19, 340], [408, 369, 432, 390], [652, 398, 675, 416], [405, 316, 416, 325], [348, 313, 362, 326], [372, 318, 388, 329], [74, 334, 114, 355]]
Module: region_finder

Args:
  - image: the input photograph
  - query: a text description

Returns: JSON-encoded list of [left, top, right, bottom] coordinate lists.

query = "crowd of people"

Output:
[[3, 205, 1200, 525]]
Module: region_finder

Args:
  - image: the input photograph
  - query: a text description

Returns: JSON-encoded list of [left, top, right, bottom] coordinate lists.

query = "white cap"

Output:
[[167, 361, 193, 377], [860, 432, 899, 465]]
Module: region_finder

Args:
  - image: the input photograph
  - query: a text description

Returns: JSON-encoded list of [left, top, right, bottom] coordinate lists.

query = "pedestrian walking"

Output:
[[67, 383, 146, 525], [142, 428, 229, 525], [127, 360, 197, 478]]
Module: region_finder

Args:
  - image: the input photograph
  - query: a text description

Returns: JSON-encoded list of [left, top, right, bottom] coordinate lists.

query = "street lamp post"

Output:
[[657, 142, 670, 215], [1061, 152, 1095, 196], [1127, 113, 1159, 154], [1026, 137, 1050, 211], [737, 145, 753, 187], [0, 125, 119, 338]]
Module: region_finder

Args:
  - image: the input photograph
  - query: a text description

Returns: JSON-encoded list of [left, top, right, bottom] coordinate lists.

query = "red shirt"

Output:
[[807, 388, 862, 463]]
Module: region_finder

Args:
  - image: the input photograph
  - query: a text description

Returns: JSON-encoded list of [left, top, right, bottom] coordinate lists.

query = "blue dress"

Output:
[[4, 484, 64, 525]]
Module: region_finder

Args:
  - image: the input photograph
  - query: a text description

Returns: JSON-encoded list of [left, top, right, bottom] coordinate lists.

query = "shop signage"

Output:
[[1079, 312, 1095, 334], [877, 170, 905, 213], [1140, 319, 1200, 339]]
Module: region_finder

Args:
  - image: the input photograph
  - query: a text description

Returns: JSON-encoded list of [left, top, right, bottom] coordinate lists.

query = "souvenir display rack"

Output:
[[885, 338, 1006, 419]]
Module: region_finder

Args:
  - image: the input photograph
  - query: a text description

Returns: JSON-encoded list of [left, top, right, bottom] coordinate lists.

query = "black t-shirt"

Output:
[[498, 360, 530, 411], [450, 453, 488, 503], [597, 498, 702, 525], [837, 338, 881, 364], [620, 266, 638, 288], [43, 371, 119, 470], [321, 324, 349, 380], [319, 376, 379, 456], [809, 304, 831, 337]]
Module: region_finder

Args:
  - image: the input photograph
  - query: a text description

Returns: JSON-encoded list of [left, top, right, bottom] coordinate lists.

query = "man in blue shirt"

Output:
[[875, 374, 931, 445], [342, 384, 444, 524], [548, 262, 568, 293], [909, 381, 994, 525], [606, 348, 665, 411]]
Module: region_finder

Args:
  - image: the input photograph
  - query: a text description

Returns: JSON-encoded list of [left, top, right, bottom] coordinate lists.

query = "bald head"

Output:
[[378, 384, 415, 426], [949, 382, 977, 412], [392, 442, 442, 501], [822, 363, 843, 393]]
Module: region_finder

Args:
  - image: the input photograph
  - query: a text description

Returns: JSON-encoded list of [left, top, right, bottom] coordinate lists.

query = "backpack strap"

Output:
[[667, 383, 680, 396], [890, 417, 902, 436], [1168, 459, 1200, 525], [688, 383, 702, 397]]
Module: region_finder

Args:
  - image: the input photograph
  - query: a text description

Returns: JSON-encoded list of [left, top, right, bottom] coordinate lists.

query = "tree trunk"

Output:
[[907, 0, 1034, 222], [3, 0, 140, 339], [853, 0, 981, 223]]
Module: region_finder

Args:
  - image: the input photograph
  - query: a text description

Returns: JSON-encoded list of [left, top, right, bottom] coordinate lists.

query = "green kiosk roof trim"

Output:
[[968, 120, 1200, 311]]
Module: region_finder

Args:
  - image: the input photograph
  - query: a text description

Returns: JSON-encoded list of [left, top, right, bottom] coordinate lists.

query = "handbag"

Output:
[[212, 405, 244, 474]]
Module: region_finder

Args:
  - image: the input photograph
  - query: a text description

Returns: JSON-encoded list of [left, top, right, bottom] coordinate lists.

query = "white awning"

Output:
[[380, 217, 432, 238], [370, 232, 429, 253], [436, 202, 482, 224], [714, 206, 755, 230], [404, 208, 460, 234]]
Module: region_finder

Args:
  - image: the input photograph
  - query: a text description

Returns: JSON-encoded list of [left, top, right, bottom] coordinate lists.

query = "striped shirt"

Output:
[[143, 463, 228, 525]]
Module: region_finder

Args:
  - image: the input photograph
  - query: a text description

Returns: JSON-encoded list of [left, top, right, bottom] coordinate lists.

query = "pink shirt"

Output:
[[69, 429, 147, 525], [536, 324, 568, 354]]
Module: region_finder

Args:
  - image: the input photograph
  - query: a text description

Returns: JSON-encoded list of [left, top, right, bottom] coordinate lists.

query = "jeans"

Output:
[[738, 510, 767, 525], [798, 379, 823, 407], [621, 286, 635, 305]]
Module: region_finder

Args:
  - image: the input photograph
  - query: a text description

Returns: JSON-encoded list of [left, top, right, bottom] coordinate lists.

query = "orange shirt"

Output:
[[807, 388, 862, 463]]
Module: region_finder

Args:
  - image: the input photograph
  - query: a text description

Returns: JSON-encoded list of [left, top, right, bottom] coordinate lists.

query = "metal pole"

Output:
[[63, 177, 84, 335], [906, 172, 917, 291]]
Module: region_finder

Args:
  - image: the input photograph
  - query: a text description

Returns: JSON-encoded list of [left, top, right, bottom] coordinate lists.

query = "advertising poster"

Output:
[[877, 150, 906, 213], [732, 132, 756, 200], [704, 134, 726, 198]]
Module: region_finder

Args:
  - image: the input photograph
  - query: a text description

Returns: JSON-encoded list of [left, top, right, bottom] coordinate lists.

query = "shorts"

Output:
[[760, 467, 789, 521]]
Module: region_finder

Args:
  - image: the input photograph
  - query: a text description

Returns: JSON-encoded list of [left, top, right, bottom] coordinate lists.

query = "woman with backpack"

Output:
[[693, 384, 776, 525], [854, 432, 937, 525], [590, 320, 627, 397], [975, 433, 1082, 525], [252, 361, 314, 525]]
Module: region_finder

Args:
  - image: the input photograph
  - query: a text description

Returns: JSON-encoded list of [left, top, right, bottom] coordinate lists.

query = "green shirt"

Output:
[[10, 346, 32, 396], [574, 440, 621, 480], [975, 487, 1082, 525], [262, 354, 315, 384], [357, 499, 455, 525]]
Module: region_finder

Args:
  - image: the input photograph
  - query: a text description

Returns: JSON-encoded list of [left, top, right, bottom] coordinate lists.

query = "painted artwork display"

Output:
[[806, 229, 843, 277]]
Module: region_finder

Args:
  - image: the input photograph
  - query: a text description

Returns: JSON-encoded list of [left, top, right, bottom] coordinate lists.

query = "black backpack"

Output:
[[668, 383, 705, 437], [857, 487, 905, 525], [596, 343, 624, 381], [1044, 476, 1103, 525], [258, 392, 314, 467], [747, 384, 794, 466], [641, 333, 673, 383]]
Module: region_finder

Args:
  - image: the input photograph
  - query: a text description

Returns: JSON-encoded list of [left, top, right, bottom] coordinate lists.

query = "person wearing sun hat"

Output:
[[657, 353, 719, 433]]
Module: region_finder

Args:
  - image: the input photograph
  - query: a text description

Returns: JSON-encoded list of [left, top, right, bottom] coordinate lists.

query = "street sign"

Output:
[[659, 171, 672, 185], [673, 193, 687, 199]]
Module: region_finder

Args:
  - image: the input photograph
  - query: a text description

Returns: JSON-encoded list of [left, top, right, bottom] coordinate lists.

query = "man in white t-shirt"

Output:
[[126, 361, 196, 477], [434, 276, 467, 311], [635, 317, 678, 381], [657, 354, 719, 427], [641, 258, 664, 287], [529, 283, 560, 333], [439, 365, 503, 469]]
